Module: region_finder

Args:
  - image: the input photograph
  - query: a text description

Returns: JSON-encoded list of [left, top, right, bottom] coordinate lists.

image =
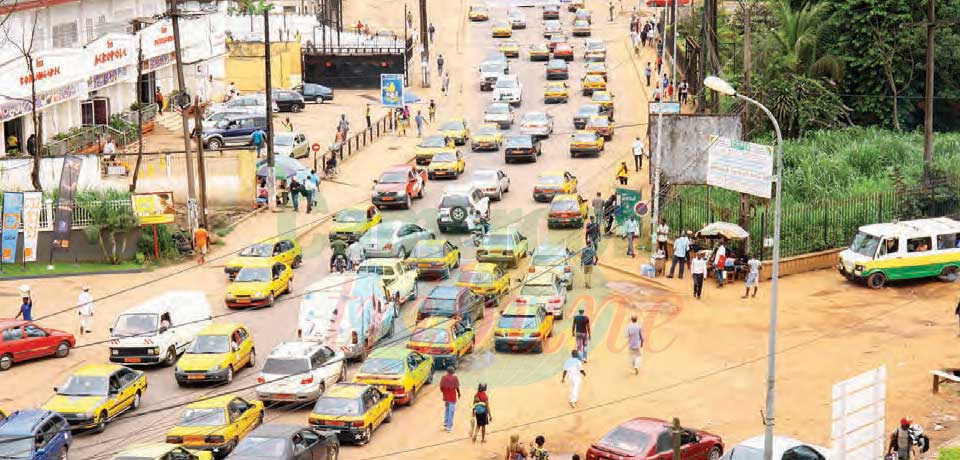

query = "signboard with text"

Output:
[[705, 135, 773, 198], [1, 192, 23, 264], [131, 192, 177, 225], [21, 192, 41, 262], [649, 102, 680, 115], [380, 74, 403, 108]]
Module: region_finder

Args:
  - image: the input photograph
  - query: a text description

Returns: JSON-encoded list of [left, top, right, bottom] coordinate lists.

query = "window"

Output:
[[938, 233, 959, 250], [117, 368, 137, 386], [907, 236, 932, 253], [52, 21, 79, 47], [301, 429, 319, 447], [24, 325, 46, 338], [2, 327, 23, 341], [879, 238, 899, 256]]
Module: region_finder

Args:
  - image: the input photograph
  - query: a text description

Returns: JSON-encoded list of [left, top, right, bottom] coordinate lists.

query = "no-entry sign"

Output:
[[311, 143, 321, 152], [634, 201, 648, 216]]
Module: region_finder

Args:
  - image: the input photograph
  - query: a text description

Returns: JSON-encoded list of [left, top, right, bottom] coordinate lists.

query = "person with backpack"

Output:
[[470, 383, 491, 443], [888, 417, 919, 460], [505, 434, 528, 460], [529, 435, 549, 460]]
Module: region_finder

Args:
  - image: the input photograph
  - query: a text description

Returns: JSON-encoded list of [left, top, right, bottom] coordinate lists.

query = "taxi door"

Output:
[[492, 266, 509, 297], [452, 320, 475, 357], [272, 262, 291, 295], [565, 172, 578, 192], [230, 397, 259, 437], [276, 240, 296, 266], [106, 371, 126, 417], [367, 206, 382, 228], [537, 307, 554, 336], [235, 327, 254, 367]]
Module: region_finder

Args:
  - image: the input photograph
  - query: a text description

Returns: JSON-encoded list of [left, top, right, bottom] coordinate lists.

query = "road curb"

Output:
[[597, 261, 674, 292], [0, 268, 146, 281]]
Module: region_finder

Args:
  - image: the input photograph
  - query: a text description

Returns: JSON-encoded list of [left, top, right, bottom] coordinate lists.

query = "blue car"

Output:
[[0, 410, 71, 460]]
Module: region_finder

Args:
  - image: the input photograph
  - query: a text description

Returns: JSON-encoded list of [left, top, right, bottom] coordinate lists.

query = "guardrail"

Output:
[[16, 199, 132, 232], [329, 113, 396, 161]]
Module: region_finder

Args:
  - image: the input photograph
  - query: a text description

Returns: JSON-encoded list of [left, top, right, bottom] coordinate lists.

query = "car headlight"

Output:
[[80, 411, 93, 419], [147, 347, 159, 355], [253, 291, 264, 299], [209, 365, 222, 372], [111, 349, 119, 356], [226, 292, 235, 299]]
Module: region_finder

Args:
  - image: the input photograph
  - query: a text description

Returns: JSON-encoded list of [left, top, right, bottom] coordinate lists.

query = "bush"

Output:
[[939, 447, 960, 460], [137, 224, 181, 260]]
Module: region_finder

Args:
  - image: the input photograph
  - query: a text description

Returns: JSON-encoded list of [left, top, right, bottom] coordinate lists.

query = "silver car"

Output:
[[470, 168, 511, 201], [255, 341, 346, 402], [543, 20, 562, 37], [508, 9, 527, 28], [483, 102, 515, 129], [274, 132, 309, 158], [720, 435, 832, 460], [359, 221, 435, 259], [519, 111, 554, 139], [530, 243, 576, 290]]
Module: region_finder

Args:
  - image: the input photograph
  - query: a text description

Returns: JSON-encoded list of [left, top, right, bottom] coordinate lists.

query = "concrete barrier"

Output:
[[760, 247, 844, 281]]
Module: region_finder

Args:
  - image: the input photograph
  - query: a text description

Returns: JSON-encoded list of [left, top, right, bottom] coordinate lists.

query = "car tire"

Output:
[[867, 272, 886, 289], [162, 347, 177, 367], [267, 293, 275, 307], [318, 382, 327, 397], [293, 104, 302, 113], [132, 391, 141, 410], [404, 194, 412, 209], [426, 369, 434, 384], [939, 265, 959, 282], [439, 225, 448, 233], [95, 411, 108, 433], [325, 445, 338, 460], [398, 247, 407, 259], [0, 353, 12, 371], [292, 255, 302, 268], [384, 406, 394, 423], [496, 189, 503, 201], [707, 447, 721, 460], [59, 447, 68, 460], [455, 255, 461, 268], [207, 138, 223, 150], [55, 341, 71, 358], [339, 365, 347, 382], [417, 185, 424, 199], [247, 349, 256, 368], [357, 426, 373, 445], [226, 367, 234, 383], [534, 339, 544, 353]]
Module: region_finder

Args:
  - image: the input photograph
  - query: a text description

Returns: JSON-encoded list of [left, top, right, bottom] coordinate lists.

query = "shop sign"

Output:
[[89, 67, 130, 91], [0, 81, 85, 123], [87, 33, 135, 73], [139, 19, 176, 59], [0, 49, 85, 100]]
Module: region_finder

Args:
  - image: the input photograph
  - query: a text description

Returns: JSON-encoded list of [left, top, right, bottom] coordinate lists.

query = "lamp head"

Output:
[[704, 76, 736, 96]]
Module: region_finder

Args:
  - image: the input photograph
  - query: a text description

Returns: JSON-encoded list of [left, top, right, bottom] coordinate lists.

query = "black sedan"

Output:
[[230, 424, 339, 460], [504, 134, 542, 163], [273, 90, 306, 112], [295, 83, 334, 103], [417, 285, 485, 323]]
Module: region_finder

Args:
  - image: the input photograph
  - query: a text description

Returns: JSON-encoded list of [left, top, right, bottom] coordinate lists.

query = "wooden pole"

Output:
[[170, 0, 199, 231], [922, 0, 935, 185]]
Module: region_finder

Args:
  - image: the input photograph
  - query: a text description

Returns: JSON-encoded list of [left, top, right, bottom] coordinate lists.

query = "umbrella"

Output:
[[698, 221, 749, 239], [403, 92, 421, 104], [256, 156, 308, 180]]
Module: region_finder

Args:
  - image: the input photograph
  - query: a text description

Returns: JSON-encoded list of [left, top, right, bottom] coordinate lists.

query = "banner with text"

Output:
[[131, 192, 176, 225], [705, 135, 773, 198], [21, 192, 42, 262], [51, 156, 83, 252], [380, 74, 403, 108], [1, 192, 23, 264]]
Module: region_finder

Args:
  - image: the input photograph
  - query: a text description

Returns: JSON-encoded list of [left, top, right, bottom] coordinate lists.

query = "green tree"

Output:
[[758, 0, 842, 81], [82, 192, 139, 264]]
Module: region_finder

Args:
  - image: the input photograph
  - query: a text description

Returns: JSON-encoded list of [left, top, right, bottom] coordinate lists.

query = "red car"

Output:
[[587, 417, 723, 460], [371, 164, 428, 209], [0, 319, 76, 371]]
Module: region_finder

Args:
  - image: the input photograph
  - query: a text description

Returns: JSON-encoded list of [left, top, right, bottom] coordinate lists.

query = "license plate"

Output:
[[124, 357, 141, 363], [382, 197, 395, 201], [236, 299, 250, 304], [274, 394, 292, 399], [418, 263, 431, 268], [187, 374, 206, 380], [436, 171, 448, 175]]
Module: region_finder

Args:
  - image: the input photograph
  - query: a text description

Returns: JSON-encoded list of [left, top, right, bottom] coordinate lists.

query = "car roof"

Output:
[[341, 204, 373, 211], [268, 341, 324, 359], [415, 239, 448, 247], [74, 364, 124, 376], [535, 243, 568, 253], [235, 258, 278, 268], [185, 394, 236, 409], [523, 271, 559, 285], [0, 410, 58, 435], [859, 217, 960, 238], [248, 423, 306, 438], [0, 319, 28, 329], [619, 417, 671, 433], [369, 346, 414, 360], [539, 170, 567, 176], [552, 193, 581, 202], [501, 303, 540, 316], [428, 285, 467, 298], [117, 444, 185, 457], [442, 184, 479, 195], [734, 434, 831, 458], [384, 165, 413, 173], [488, 227, 520, 236], [471, 263, 500, 273], [415, 317, 456, 330], [198, 322, 245, 335], [121, 291, 209, 315], [324, 383, 371, 398]]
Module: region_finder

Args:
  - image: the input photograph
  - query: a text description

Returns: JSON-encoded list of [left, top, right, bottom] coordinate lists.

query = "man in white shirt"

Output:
[[632, 137, 644, 172], [743, 254, 761, 298], [347, 241, 364, 271], [561, 349, 586, 408], [656, 218, 669, 252], [624, 215, 639, 258], [302, 175, 317, 214], [668, 231, 690, 279], [691, 253, 707, 299], [77, 286, 94, 334]]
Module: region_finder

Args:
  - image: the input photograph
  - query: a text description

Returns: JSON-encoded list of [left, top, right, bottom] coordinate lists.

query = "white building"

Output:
[[0, 0, 227, 155]]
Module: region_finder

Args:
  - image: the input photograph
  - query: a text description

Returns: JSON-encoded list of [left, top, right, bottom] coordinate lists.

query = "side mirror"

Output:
[[108, 327, 113, 334], [53, 387, 59, 392], [232, 343, 240, 352], [109, 389, 119, 395], [373, 179, 379, 184], [158, 326, 169, 334]]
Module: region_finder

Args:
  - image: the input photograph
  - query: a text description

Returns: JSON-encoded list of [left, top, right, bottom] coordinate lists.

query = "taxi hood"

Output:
[[44, 395, 108, 413]]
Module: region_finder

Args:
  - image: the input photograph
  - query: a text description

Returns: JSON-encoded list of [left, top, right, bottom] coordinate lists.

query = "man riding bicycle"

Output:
[[330, 239, 348, 271]]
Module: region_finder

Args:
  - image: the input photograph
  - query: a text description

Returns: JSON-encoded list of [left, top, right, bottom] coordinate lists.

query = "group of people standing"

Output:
[[658, 221, 762, 299]]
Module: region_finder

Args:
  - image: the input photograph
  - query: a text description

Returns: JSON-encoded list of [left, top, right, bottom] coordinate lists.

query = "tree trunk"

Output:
[[96, 232, 109, 264], [26, 54, 42, 191], [883, 65, 901, 132]]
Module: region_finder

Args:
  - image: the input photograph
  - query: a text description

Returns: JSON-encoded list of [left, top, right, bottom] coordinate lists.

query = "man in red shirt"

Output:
[[439, 366, 460, 432]]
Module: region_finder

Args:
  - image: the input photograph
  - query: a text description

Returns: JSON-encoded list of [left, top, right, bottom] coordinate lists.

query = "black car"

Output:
[[273, 90, 306, 112], [573, 104, 612, 129], [230, 424, 339, 460], [504, 134, 542, 163], [295, 83, 334, 103], [417, 285, 484, 322], [545, 59, 569, 80]]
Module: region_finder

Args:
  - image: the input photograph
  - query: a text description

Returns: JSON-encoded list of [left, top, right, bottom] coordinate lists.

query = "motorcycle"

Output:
[[910, 424, 930, 453], [332, 254, 348, 273]]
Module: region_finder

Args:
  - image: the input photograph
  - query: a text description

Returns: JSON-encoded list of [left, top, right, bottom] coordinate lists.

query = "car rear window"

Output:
[[497, 315, 537, 329], [312, 397, 362, 416], [598, 426, 651, 454], [411, 328, 451, 344]]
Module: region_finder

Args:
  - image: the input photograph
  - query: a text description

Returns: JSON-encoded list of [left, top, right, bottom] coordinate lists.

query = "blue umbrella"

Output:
[[403, 92, 421, 104], [256, 156, 309, 181]]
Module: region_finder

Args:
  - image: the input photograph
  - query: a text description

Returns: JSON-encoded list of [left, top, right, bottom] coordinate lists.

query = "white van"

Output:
[[108, 291, 212, 366]]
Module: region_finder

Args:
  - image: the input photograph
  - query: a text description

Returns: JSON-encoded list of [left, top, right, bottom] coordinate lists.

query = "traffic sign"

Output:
[[311, 143, 321, 152], [634, 201, 648, 216]]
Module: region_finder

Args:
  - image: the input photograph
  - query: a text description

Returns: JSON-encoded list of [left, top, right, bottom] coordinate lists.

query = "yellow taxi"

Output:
[[438, 119, 470, 145], [491, 20, 512, 38], [498, 40, 521, 58], [224, 237, 302, 279], [329, 204, 381, 243], [470, 124, 504, 151], [585, 62, 608, 78], [427, 151, 466, 180], [567, 0, 584, 11], [532, 170, 578, 203], [493, 302, 554, 353], [0, 408, 5, 421], [569, 130, 605, 157], [591, 90, 615, 111], [476, 227, 530, 268], [456, 262, 511, 299], [224, 258, 293, 308], [44, 364, 147, 432], [528, 43, 550, 61], [468, 4, 489, 21], [407, 317, 475, 370], [308, 383, 394, 445], [544, 81, 569, 103], [175, 323, 256, 386], [547, 194, 589, 228], [113, 444, 213, 460], [585, 115, 615, 140], [581, 74, 607, 95], [353, 347, 433, 405], [415, 134, 456, 165], [165, 395, 264, 456], [408, 239, 461, 279]]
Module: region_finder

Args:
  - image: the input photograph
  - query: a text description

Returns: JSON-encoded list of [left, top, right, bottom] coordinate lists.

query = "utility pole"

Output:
[[130, 34, 145, 192], [192, 96, 209, 229], [671, 417, 682, 460], [264, 11, 278, 211], [403, 3, 409, 85], [922, 0, 934, 186], [419, 0, 430, 87], [170, 0, 199, 231]]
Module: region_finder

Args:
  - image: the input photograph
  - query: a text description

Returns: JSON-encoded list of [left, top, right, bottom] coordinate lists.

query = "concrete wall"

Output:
[[5, 228, 140, 264], [0, 155, 103, 191], [225, 41, 303, 92], [760, 248, 845, 281]]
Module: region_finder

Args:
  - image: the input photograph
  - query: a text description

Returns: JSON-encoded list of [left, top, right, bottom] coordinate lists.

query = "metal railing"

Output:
[[40, 104, 159, 157], [328, 113, 396, 162], [17, 199, 133, 232]]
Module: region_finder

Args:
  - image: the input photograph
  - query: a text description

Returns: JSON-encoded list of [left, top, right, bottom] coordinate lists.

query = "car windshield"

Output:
[[588, 118, 610, 127], [532, 253, 566, 265], [420, 136, 448, 147], [190, 335, 231, 354], [274, 134, 295, 146], [240, 243, 273, 257], [433, 153, 457, 162], [411, 328, 451, 344], [850, 231, 880, 258], [497, 315, 536, 330], [593, 93, 611, 101], [313, 397, 362, 416], [476, 126, 499, 135], [359, 357, 405, 375], [505, 136, 532, 147], [440, 195, 470, 208], [372, 224, 400, 237], [459, 271, 493, 284], [577, 106, 600, 116], [58, 375, 108, 396], [598, 426, 650, 454], [495, 79, 518, 89], [335, 209, 367, 223], [494, 21, 509, 27], [585, 75, 603, 82], [587, 41, 604, 50], [537, 175, 564, 184], [0, 438, 33, 458], [440, 122, 464, 130], [421, 298, 457, 316], [412, 244, 444, 258], [523, 113, 548, 123], [501, 41, 519, 48], [233, 437, 288, 458], [575, 20, 589, 26], [520, 284, 556, 296], [235, 267, 271, 282], [378, 171, 407, 183], [111, 313, 159, 337], [480, 63, 503, 73], [573, 133, 597, 142], [471, 171, 497, 182], [262, 356, 311, 375], [486, 104, 510, 114], [178, 408, 226, 427], [357, 265, 395, 276], [481, 234, 514, 247], [551, 200, 580, 211]]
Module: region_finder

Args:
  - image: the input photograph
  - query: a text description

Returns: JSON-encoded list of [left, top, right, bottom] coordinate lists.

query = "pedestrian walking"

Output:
[[365, 104, 372, 130], [580, 243, 598, 289], [713, 240, 727, 287], [77, 286, 94, 334], [888, 417, 920, 460], [640, 28, 648, 47], [625, 215, 638, 257], [667, 81, 674, 100], [251, 128, 266, 157], [15, 293, 33, 321], [193, 225, 209, 264], [155, 87, 164, 114], [955, 300, 960, 336], [302, 174, 317, 214], [667, 230, 690, 279], [437, 53, 445, 76], [655, 56, 662, 74], [585, 215, 600, 250], [591, 192, 604, 225], [625, 315, 643, 374], [652, 85, 662, 102], [530, 436, 549, 460], [282, 117, 293, 132], [603, 193, 617, 235], [572, 308, 591, 362], [679, 79, 689, 104], [289, 177, 302, 211], [442, 72, 450, 95], [429, 99, 436, 121], [691, 252, 706, 298], [656, 218, 669, 251], [616, 161, 629, 185], [470, 383, 491, 443], [630, 30, 639, 53], [632, 137, 644, 171], [415, 111, 426, 137], [429, 23, 436, 43], [561, 349, 586, 408], [338, 114, 350, 139], [661, 73, 669, 90], [644, 63, 652, 86], [26, 134, 36, 157], [742, 254, 761, 298], [439, 366, 460, 432], [506, 434, 528, 460], [608, 1, 615, 21]]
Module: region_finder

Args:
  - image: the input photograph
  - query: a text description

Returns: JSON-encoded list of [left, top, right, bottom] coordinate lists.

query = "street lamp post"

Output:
[[703, 76, 783, 460]]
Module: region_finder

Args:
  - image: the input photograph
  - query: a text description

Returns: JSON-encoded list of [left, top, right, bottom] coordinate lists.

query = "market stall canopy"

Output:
[[256, 156, 309, 181], [698, 221, 749, 239]]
